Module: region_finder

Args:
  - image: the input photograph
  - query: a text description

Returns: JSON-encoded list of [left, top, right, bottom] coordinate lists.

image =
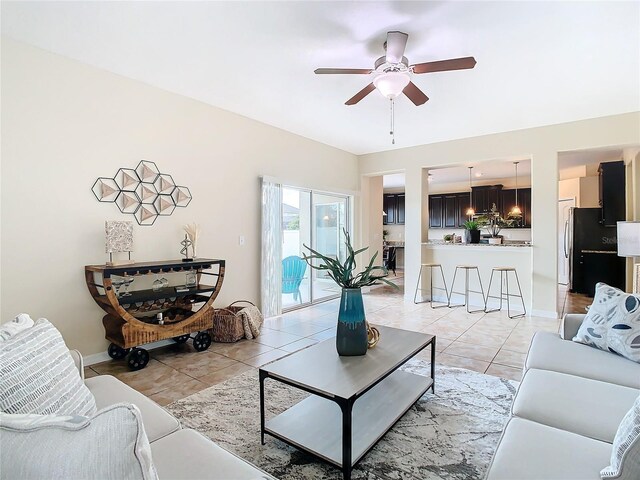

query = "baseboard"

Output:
[[83, 339, 174, 366]]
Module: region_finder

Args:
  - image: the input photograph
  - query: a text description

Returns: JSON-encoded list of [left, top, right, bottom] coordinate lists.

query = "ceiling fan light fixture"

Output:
[[373, 71, 410, 99]]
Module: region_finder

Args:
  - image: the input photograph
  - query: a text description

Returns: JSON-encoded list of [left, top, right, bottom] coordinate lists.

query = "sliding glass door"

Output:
[[280, 187, 349, 311], [311, 192, 348, 303]]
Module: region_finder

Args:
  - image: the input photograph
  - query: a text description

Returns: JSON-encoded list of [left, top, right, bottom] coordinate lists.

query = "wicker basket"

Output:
[[209, 300, 256, 343]]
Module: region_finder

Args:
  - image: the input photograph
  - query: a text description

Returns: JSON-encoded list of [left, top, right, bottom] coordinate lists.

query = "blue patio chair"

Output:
[[282, 256, 307, 304]]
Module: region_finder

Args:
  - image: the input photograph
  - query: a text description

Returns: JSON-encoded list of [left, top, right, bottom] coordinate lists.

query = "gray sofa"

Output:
[[485, 314, 640, 480], [70, 351, 275, 480]]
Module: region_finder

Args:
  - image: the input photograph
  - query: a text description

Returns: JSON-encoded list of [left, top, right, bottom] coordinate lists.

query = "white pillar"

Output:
[[404, 166, 429, 302], [531, 151, 559, 317]]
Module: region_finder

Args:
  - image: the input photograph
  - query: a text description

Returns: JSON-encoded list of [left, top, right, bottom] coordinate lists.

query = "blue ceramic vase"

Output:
[[336, 288, 368, 356]]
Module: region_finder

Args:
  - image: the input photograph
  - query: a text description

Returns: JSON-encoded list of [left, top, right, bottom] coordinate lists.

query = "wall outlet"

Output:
[[239, 235, 245, 246]]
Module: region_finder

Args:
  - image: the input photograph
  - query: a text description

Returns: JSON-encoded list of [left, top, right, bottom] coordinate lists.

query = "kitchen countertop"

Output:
[[423, 241, 532, 248]]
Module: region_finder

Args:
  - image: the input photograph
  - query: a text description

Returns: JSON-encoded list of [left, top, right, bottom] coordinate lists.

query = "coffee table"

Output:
[[259, 325, 435, 480]]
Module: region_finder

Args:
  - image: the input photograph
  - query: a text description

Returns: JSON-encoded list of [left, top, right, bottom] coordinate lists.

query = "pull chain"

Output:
[[389, 98, 395, 145]]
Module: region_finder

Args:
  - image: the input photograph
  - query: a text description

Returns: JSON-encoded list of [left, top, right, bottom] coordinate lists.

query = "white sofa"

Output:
[[485, 314, 640, 480], [70, 351, 275, 480]]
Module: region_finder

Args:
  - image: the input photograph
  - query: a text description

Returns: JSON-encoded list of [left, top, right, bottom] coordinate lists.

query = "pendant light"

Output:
[[510, 162, 522, 216], [465, 167, 475, 217]]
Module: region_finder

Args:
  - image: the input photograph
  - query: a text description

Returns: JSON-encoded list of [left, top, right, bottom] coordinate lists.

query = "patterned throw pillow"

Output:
[[0, 403, 158, 480], [573, 283, 640, 363], [601, 395, 640, 479], [0, 318, 97, 415]]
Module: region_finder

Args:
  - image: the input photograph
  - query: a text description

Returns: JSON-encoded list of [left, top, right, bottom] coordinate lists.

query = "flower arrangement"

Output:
[[302, 229, 397, 289], [477, 203, 518, 237]]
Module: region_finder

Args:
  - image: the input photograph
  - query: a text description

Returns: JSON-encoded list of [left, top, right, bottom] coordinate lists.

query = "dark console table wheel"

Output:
[[108, 343, 130, 360], [193, 331, 212, 352], [127, 348, 150, 370]]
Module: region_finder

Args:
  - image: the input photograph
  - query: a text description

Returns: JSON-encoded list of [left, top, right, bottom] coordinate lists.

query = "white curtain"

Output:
[[261, 178, 282, 318]]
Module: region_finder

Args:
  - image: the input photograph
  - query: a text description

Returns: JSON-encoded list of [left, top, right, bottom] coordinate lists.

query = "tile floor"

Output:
[[558, 283, 592, 317], [86, 276, 561, 405]]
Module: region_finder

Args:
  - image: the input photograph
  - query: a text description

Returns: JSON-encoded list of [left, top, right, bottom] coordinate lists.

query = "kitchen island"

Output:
[[421, 242, 532, 310]]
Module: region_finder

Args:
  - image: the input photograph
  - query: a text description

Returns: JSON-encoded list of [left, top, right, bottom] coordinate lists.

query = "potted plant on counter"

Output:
[[477, 203, 517, 244], [303, 229, 397, 356], [463, 220, 481, 244]]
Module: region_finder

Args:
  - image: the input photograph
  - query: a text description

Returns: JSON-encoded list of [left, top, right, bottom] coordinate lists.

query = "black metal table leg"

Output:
[[339, 398, 354, 480], [259, 370, 266, 445], [431, 337, 436, 394]]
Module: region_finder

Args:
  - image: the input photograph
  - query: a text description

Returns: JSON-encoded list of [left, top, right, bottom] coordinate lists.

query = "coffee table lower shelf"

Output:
[[264, 369, 433, 469]]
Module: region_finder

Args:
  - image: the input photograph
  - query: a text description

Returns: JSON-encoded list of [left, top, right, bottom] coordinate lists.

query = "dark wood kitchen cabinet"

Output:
[[429, 195, 444, 228], [500, 188, 531, 227], [383, 193, 405, 225], [429, 187, 531, 229], [396, 194, 405, 224], [383, 194, 396, 224], [443, 194, 459, 228], [457, 193, 473, 227], [598, 161, 625, 227], [472, 185, 503, 214]]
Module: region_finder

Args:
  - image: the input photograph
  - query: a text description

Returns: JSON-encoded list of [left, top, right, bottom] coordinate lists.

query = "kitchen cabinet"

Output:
[[396, 194, 405, 224], [443, 195, 459, 228], [457, 193, 473, 227], [383, 194, 396, 224], [383, 193, 405, 225], [500, 188, 531, 227], [472, 185, 503, 214], [429, 195, 444, 228], [598, 161, 625, 227], [429, 187, 531, 229]]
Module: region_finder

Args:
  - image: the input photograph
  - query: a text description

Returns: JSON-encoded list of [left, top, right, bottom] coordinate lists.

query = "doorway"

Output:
[[281, 186, 350, 311]]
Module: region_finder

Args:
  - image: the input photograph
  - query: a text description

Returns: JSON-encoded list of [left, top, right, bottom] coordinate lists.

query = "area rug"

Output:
[[166, 359, 517, 480]]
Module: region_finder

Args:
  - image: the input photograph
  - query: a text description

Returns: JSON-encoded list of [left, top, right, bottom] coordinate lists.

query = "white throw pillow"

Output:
[[601, 395, 640, 479], [0, 403, 158, 480], [0, 318, 97, 415], [0, 313, 35, 342], [573, 283, 640, 363]]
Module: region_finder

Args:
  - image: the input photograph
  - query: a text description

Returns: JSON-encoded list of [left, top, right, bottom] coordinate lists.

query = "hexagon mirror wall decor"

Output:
[[114, 168, 140, 192], [134, 204, 158, 226], [92, 177, 120, 202], [92, 161, 191, 226], [154, 174, 176, 195], [136, 183, 158, 205], [135, 160, 160, 183], [172, 186, 192, 207]]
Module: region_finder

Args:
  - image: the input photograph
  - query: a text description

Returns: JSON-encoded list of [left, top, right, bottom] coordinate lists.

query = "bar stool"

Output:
[[484, 267, 526, 318], [414, 263, 449, 308], [448, 265, 486, 313]]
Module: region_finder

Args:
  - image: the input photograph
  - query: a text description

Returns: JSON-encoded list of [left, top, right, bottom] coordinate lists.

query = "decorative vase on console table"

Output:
[[303, 229, 393, 356]]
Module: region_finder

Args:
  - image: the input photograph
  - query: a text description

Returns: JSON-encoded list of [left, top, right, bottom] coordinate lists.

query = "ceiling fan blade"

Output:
[[314, 68, 372, 75], [411, 56, 477, 74], [385, 31, 409, 64], [403, 82, 429, 106], [345, 83, 376, 105]]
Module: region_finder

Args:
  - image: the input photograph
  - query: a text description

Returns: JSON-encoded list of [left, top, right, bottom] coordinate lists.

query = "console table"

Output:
[[85, 258, 225, 370]]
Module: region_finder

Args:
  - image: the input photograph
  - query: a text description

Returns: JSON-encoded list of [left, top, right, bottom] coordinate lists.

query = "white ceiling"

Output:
[[2, 1, 638, 155]]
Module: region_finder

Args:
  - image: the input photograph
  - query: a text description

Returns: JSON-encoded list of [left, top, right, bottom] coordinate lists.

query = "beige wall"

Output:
[[359, 112, 640, 317], [1, 38, 358, 357], [360, 175, 383, 267]]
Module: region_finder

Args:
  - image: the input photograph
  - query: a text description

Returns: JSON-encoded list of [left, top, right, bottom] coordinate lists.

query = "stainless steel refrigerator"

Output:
[[567, 207, 625, 296]]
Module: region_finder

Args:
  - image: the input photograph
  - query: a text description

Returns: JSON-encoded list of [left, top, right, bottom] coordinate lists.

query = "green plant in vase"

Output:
[[303, 229, 397, 356], [477, 203, 518, 244], [463, 220, 481, 244]]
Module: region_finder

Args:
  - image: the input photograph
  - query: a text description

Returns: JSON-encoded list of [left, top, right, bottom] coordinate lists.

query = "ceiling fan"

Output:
[[315, 31, 476, 106]]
